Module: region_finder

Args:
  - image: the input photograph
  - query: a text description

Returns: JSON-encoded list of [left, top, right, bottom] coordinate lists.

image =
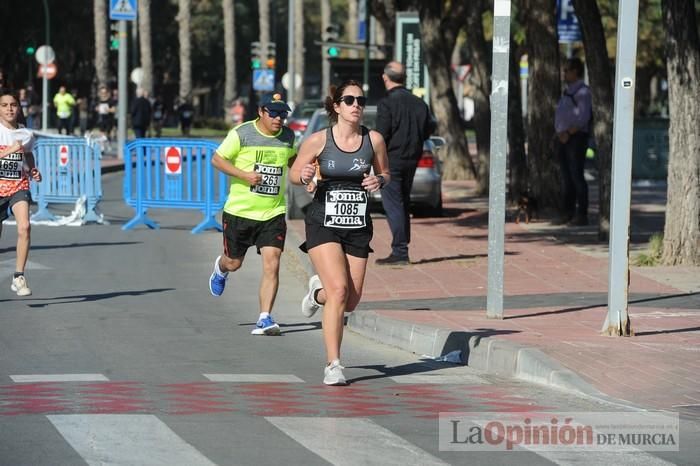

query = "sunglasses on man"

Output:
[[337, 95, 367, 107], [265, 109, 288, 119]]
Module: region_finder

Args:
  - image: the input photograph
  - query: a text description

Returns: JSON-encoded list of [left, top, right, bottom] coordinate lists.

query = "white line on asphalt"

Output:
[[47, 414, 217, 466], [203, 374, 305, 383], [10, 374, 110, 383], [267, 417, 448, 466], [390, 374, 489, 384], [534, 450, 674, 466]]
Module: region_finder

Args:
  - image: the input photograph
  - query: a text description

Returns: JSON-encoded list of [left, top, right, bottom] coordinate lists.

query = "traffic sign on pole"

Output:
[[253, 69, 275, 92], [110, 0, 137, 21]]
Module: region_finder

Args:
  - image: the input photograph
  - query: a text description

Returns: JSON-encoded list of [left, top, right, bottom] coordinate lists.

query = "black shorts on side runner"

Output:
[[222, 212, 286, 258], [0, 190, 32, 222]]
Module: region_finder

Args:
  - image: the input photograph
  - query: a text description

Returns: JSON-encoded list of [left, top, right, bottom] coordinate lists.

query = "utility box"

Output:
[[632, 118, 669, 180]]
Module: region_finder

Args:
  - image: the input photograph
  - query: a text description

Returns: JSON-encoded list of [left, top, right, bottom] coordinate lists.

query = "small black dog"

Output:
[[515, 193, 539, 224]]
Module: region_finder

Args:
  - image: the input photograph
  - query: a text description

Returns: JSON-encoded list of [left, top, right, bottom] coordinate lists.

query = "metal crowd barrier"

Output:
[[122, 138, 228, 233], [31, 136, 103, 222]]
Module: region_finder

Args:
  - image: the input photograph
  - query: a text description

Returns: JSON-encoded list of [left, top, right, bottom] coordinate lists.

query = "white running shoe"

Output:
[[323, 359, 347, 385], [11, 275, 32, 296], [301, 274, 323, 317]]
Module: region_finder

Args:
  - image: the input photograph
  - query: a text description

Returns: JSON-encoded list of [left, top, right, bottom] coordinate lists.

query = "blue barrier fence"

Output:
[[122, 138, 228, 233], [31, 136, 103, 222]]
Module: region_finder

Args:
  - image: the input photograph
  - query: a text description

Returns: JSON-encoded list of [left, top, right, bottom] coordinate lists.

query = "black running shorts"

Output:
[[301, 219, 374, 259], [0, 190, 32, 222], [222, 212, 286, 258]]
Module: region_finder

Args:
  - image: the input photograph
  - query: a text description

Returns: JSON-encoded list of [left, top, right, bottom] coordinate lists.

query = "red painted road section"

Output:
[[0, 381, 550, 418]]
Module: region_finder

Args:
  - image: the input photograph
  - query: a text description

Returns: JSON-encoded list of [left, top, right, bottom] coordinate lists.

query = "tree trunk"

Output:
[[294, 1, 305, 100], [347, 0, 359, 59], [572, 0, 614, 241], [93, 0, 109, 87], [223, 0, 237, 104], [523, 0, 561, 209], [177, 0, 192, 101], [419, 2, 477, 183], [464, 0, 491, 192], [138, 0, 153, 95], [661, 0, 700, 265]]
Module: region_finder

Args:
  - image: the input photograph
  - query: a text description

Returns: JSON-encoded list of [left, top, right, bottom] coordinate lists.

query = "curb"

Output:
[[345, 310, 645, 409]]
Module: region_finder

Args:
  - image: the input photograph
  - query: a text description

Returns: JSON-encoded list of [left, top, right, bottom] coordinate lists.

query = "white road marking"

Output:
[[203, 374, 304, 383], [47, 414, 216, 466], [534, 450, 674, 466], [267, 417, 448, 466], [390, 374, 488, 384], [0, 259, 52, 281], [10, 374, 109, 383]]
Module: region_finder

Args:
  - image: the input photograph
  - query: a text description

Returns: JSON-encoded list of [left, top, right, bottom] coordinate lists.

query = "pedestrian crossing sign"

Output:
[[110, 0, 137, 21], [253, 69, 275, 92]]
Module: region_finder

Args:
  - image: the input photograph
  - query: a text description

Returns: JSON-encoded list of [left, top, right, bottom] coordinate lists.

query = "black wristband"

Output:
[[376, 175, 385, 189]]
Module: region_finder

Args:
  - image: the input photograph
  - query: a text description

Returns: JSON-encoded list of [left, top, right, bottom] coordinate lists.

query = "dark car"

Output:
[[286, 106, 444, 219]]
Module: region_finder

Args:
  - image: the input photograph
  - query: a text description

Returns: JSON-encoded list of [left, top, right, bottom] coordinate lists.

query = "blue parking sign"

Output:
[[110, 0, 137, 21], [253, 69, 275, 92], [557, 0, 581, 43]]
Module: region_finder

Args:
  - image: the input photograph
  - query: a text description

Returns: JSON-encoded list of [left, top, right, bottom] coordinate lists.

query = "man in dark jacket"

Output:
[[130, 88, 152, 138], [375, 61, 435, 265]]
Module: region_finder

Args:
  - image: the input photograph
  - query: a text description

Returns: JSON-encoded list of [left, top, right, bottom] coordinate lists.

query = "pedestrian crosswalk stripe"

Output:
[[533, 449, 674, 465], [390, 374, 489, 384], [10, 374, 109, 383], [203, 374, 304, 383], [48, 414, 216, 466], [267, 417, 449, 465]]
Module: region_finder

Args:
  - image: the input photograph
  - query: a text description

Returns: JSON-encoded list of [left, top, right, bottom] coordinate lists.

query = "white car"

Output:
[[287, 107, 444, 219]]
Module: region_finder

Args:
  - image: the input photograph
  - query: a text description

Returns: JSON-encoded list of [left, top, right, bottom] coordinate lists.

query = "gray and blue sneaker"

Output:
[[209, 256, 228, 297], [251, 315, 281, 336]]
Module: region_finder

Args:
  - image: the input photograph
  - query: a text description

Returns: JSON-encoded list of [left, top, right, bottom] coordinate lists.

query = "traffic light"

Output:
[[266, 42, 276, 69], [251, 41, 262, 69], [110, 23, 119, 50], [324, 25, 340, 58], [25, 46, 35, 56]]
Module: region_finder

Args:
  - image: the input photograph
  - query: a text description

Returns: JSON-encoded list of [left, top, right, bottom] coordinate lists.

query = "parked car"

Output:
[[287, 100, 323, 143], [287, 106, 444, 218]]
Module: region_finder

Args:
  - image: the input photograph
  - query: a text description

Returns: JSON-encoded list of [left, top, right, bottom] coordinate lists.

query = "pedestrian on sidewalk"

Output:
[[0, 89, 42, 296], [53, 85, 76, 135], [375, 61, 435, 265], [208, 92, 296, 336], [95, 86, 116, 143], [553, 57, 592, 226], [130, 88, 152, 139], [290, 80, 390, 385]]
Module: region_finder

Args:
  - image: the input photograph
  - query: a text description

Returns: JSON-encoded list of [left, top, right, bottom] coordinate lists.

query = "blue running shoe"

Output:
[[251, 315, 281, 335], [209, 256, 228, 297]]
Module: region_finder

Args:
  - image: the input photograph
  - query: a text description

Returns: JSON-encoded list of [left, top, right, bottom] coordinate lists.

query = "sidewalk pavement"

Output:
[[286, 180, 700, 419]]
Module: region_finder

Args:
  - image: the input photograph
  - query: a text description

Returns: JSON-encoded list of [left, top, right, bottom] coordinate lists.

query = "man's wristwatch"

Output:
[[376, 175, 385, 189]]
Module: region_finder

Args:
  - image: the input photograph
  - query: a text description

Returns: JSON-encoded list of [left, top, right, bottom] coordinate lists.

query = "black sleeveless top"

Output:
[[306, 126, 375, 229]]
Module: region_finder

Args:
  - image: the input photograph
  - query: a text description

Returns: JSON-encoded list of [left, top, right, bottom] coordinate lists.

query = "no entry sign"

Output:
[[164, 146, 182, 175], [58, 145, 69, 167]]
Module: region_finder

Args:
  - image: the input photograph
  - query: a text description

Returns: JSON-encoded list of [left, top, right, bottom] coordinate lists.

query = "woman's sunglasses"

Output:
[[265, 109, 288, 119], [337, 95, 367, 107]]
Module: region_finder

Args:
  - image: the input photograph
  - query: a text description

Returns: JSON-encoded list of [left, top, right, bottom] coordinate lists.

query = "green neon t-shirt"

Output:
[[216, 120, 296, 221]]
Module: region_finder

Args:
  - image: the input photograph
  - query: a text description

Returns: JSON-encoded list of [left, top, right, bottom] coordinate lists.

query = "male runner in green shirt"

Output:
[[208, 93, 296, 335]]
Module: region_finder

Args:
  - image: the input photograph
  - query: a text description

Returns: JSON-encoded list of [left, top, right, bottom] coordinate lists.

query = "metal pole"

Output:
[[486, 0, 512, 319], [117, 20, 128, 160], [362, 0, 370, 94], [603, 0, 640, 336], [287, 0, 295, 105], [41, 0, 50, 131]]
